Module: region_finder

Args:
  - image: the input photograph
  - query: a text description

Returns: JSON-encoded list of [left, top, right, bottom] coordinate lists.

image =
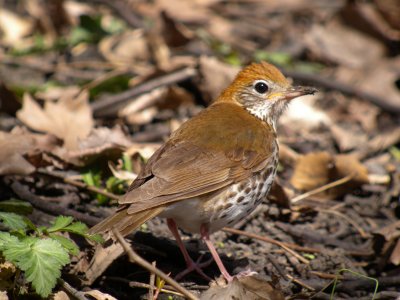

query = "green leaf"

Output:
[[63, 222, 88, 235], [2, 237, 70, 297], [47, 216, 74, 233], [390, 146, 400, 161], [122, 153, 133, 172], [49, 234, 79, 256], [0, 232, 20, 249], [0, 199, 33, 215], [0, 212, 27, 231], [85, 233, 104, 244]]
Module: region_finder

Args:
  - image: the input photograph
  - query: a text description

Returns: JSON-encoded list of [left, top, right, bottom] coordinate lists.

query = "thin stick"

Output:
[[317, 209, 370, 239], [223, 227, 322, 254], [112, 228, 199, 300], [149, 261, 156, 300], [91, 67, 197, 117], [223, 227, 310, 264], [291, 174, 354, 204], [286, 274, 316, 291], [58, 278, 89, 300]]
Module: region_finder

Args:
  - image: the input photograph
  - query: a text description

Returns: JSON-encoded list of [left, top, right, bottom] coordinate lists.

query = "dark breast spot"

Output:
[[224, 202, 233, 209], [237, 196, 245, 203]]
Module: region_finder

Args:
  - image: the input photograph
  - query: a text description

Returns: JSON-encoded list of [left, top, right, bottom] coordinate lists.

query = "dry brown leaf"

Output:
[[99, 29, 151, 70], [54, 126, 131, 166], [35, 86, 81, 102], [330, 124, 368, 152], [156, 0, 211, 24], [84, 243, 125, 285], [389, 239, 400, 265], [374, 221, 400, 265], [108, 161, 137, 182], [198, 56, 239, 103], [83, 290, 117, 300], [17, 92, 93, 150], [0, 8, 34, 45], [337, 58, 400, 113], [52, 291, 70, 300], [201, 275, 284, 300], [0, 291, 9, 300], [0, 130, 36, 176], [304, 20, 384, 68], [290, 152, 369, 199]]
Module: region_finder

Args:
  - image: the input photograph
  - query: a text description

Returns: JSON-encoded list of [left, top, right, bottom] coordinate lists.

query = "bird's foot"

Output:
[[174, 254, 213, 281]]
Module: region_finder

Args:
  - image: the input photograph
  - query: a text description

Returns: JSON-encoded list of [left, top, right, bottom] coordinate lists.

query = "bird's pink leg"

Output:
[[200, 224, 234, 282], [167, 219, 212, 281]]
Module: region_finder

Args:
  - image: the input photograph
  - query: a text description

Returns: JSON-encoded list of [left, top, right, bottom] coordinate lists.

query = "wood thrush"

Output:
[[90, 62, 316, 281]]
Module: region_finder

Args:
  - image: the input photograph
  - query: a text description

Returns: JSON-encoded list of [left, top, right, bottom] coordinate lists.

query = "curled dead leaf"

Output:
[[201, 275, 284, 300], [0, 128, 57, 175], [54, 126, 131, 166], [290, 152, 369, 199], [198, 56, 239, 103]]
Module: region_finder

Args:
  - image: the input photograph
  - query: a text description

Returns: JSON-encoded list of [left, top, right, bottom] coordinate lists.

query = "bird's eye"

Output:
[[254, 81, 269, 94]]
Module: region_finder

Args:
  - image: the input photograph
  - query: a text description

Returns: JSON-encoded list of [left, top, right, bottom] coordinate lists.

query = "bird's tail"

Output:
[[89, 206, 165, 237]]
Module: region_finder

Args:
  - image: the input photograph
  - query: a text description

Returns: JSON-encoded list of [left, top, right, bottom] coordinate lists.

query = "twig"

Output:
[[286, 274, 316, 291], [284, 70, 400, 114], [106, 277, 185, 298], [112, 228, 199, 300], [317, 209, 370, 239], [223, 227, 313, 263], [310, 271, 344, 280], [91, 67, 197, 117], [149, 261, 156, 300], [10, 181, 100, 226], [76, 0, 143, 28], [37, 169, 120, 201], [352, 127, 400, 160], [58, 278, 89, 300], [290, 174, 354, 204]]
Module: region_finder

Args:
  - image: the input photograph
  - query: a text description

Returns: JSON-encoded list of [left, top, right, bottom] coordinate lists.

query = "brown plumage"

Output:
[[89, 61, 316, 281]]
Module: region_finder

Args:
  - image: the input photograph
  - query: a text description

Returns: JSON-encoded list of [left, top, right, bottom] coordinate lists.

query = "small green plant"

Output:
[[0, 211, 102, 298]]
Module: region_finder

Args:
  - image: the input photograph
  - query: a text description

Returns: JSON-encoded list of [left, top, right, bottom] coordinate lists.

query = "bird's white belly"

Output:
[[158, 166, 276, 234]]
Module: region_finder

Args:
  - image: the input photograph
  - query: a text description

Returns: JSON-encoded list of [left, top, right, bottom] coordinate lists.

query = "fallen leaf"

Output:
[[53, 291, 70, 300], [54, 126, 131, 166], [201, 274, 284, 300], [337, 58, 400, 114], [389, 239, 400, 265], [304, 20, 384, 68], [330, 124, 368, 152], [84, 243, 125, 285], [99, 29, 150, 69], [17, 92, 93, 150], [290, 152, 369, 199], [0, 8, 34, 45], [198, 56, 239, 103], [0, 130, 37, 176], [84, 290, 117, 300]]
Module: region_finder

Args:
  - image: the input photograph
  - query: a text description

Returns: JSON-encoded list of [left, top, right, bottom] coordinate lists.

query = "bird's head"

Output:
[[218, 61, 317, 129]]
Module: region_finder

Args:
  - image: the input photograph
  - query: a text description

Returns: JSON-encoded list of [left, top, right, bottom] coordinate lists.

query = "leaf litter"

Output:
[[0, 0, 399, 299]]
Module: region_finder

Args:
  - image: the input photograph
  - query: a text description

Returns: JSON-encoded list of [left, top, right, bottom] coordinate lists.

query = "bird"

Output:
[[89, 61, 316, 282]]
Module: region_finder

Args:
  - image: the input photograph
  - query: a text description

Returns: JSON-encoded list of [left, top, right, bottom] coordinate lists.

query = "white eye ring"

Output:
[[253, 80, 269, 94]]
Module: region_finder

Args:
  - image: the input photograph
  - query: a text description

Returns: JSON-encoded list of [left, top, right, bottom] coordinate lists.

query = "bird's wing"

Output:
[[119, 102, 277, 214]]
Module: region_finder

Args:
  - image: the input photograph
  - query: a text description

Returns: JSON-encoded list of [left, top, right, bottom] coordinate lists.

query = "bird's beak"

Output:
[[283, 86, 317, 101]]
